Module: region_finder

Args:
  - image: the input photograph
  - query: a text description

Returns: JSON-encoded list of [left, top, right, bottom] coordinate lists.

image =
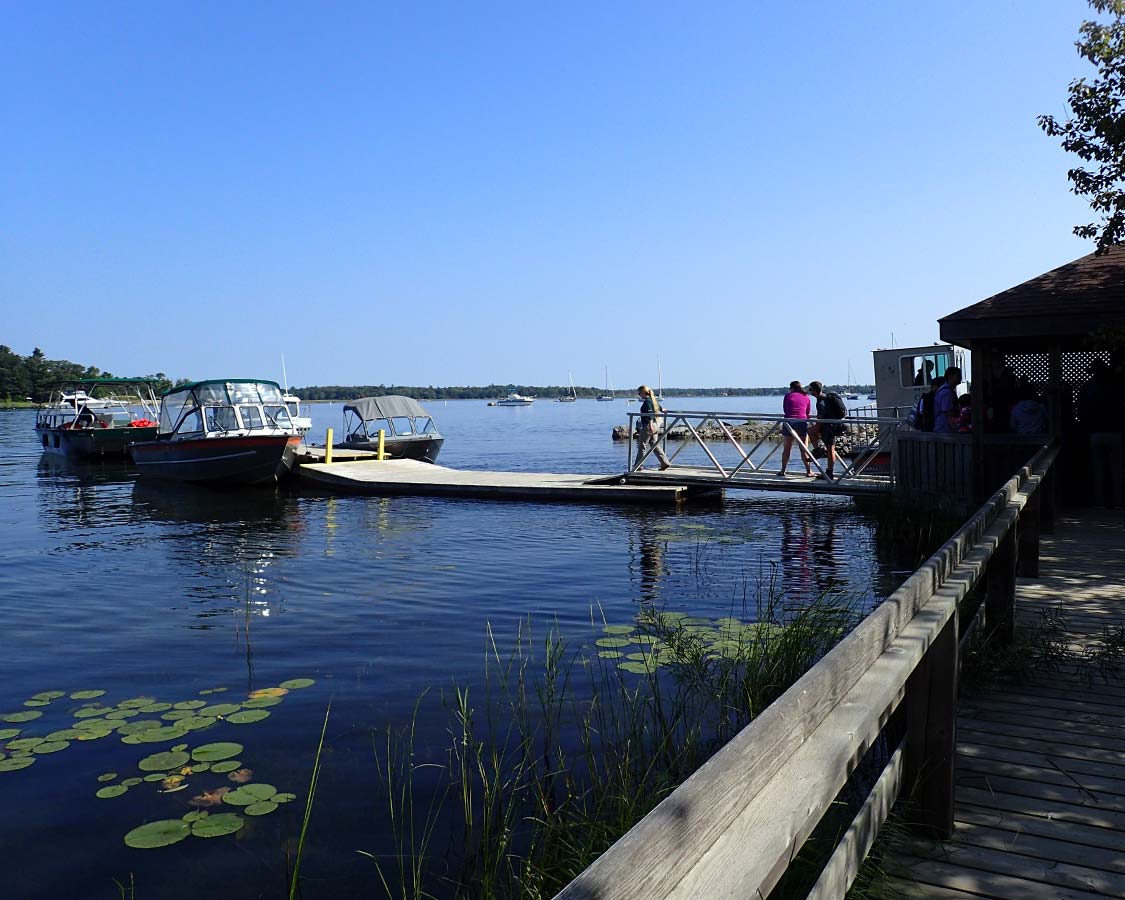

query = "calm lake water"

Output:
[[0, 397, 897, 899]]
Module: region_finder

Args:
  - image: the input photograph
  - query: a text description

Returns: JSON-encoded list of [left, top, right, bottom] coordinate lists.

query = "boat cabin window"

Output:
[[238, 406, 264, 430], [900, 352, 950, 388], [206, 406, 239, 432], [265, 405, 294, 428], [389, 417, 414, 436], [417, 417, 436, 435], [177, 410, 204, 435]]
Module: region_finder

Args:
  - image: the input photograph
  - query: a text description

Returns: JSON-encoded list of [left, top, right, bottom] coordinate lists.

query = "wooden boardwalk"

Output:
[[891, 509, 1125, 899], [296, 458, 696, 505]]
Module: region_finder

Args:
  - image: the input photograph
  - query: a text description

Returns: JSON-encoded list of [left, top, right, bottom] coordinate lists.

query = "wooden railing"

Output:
[[555, 441, 1059, 900]]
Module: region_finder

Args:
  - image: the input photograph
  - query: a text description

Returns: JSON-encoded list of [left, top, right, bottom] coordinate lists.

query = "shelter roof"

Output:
[[939, 246, 1125, 347]]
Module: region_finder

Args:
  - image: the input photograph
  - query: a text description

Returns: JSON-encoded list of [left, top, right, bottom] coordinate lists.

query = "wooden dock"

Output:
[[296, 457, 697, 505], [624, 463, 893, 495], [890, 509, 1125, 899]]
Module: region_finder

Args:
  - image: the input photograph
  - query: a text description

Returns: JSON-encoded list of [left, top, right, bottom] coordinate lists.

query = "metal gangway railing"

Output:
[[626, 409, 908, 487]]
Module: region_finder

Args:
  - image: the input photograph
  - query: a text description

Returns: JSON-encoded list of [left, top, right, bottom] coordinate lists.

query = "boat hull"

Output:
[[335, 435, 443, 464], [36, 425, 159, 459], [129, 435, 302, 484]]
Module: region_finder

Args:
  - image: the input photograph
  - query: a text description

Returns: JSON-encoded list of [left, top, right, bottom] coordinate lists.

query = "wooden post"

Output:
[[1018, 489, 1041, 578], [904, 609, 958, 839], [1040, 467, 1056, 534], [985, 519, 1018, 644], [325, 428, 333, 465], [377, 428, 386, 461]]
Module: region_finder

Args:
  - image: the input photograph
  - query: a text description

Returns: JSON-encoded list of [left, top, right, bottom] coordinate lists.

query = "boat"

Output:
[[866, 393, 877, 400], [495, 391, 535, 406], [845, 362, 861, 400], [333, 395, 444, 463], [35, 379, 160, 458], [597, 366, 616, 401], [558, 372, 577, 402], [128, 379, 303, 484]]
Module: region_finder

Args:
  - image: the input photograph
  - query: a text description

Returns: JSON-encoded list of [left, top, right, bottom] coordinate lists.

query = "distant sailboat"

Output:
[[558, 371, 577, 402], [597, 366, 616, 401], [845, 361, 860, 400]]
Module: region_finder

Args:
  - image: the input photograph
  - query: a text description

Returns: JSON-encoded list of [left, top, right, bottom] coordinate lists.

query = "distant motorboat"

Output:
[[867, 393, 877, 400], [282, 393, 313, 434], [496, 392, 535, 406], [846, 393, 860, 401]]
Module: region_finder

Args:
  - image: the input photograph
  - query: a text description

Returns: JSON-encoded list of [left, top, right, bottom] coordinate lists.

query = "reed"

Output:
[[288, 702, 331, 900], [365, 586, 865, 899]]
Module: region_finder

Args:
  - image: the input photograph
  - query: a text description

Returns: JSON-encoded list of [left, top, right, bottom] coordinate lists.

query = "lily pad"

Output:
[[31, 691, 66, 701], [97, 772, 118, 782], [597, 650, 624, 659], [0, 729, 21, 740], [75, 719, 113, 731], [273, 792, 296, 803], [191, 742, 243, 762], [6, 738, 44, 751], [0, 757, 35, 772], [1, 711, 42, 723], [96, 785, 128, 799], [242, 696, 282, 709], [23, 699, 51, 708], [190, 812, 244, 838], [248, 687, 287, 699], [116, 720, 164, 736], [70, 690, 106, 700], [245, 801, 278, 816], [139, 703, 172, 713], [122, 777, 143, 787], [602, 624, 635, 635], [33, 740, 70, 754], [632, 635, 658, 645], [278, 678, 315, 689], [221, 789, 257, 807], [594, 637, 631, 648], [124, 819, 191, 849], [139, 751, 190, 772], [618, 661, 658, 675], [189, 761, 211, 773], [105, 709, 141, 721], [143, 773, 167, 782], [173, 701, 207, 710], [121, 735, 144, 745], [171, 744, 188, 753], [76, 728, 114, 741], [45, 729, 84, 741], [177, 716, 217, 731], [161, 710, 196, 721], [226, 710, 269, 724], [133, 726, 190, 744], [210, 760, 241, 774], [118, 697, 158, 709], [200, 704, 241, 717], [74, 706, 113, 719], [240, 783, 277, 801], [182, 810, 208, 822]]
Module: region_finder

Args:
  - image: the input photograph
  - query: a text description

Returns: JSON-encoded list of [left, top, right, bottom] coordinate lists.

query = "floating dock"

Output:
[[296, 457, 698, 505], [623, 464, 892, 495]]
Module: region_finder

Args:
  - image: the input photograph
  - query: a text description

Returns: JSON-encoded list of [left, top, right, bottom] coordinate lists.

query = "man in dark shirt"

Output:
[[808, 381, 846, 480]]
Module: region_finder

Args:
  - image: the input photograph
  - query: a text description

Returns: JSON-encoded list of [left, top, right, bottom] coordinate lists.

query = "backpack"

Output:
[[823, 392, 847, 420], [909, 391, 936, 431]]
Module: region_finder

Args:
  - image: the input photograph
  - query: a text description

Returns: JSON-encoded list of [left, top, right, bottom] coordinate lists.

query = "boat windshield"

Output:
[[160, 381, 290, 435]]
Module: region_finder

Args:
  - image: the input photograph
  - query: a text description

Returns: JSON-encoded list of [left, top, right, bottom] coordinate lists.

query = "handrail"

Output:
[[626, 410, 905, 485], [555, 440, 1059, 900]]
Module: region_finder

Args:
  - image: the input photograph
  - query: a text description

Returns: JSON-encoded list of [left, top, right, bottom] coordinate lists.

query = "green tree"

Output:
[[1040, 0, 1125, 252]]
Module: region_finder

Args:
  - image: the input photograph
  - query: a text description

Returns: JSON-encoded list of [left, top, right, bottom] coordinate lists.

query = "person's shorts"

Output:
[[785, 419, 808, 439], [821, 422, 843, 446]]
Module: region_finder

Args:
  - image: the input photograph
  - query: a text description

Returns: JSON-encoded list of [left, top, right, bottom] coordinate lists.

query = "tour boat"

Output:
[[128, 379, 303, 484], [333, 395, 444, 463], [35, 379, 160, 459]]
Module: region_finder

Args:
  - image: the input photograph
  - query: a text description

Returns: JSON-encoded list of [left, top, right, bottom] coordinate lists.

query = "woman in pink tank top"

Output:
[[779, 381, 813, 476]]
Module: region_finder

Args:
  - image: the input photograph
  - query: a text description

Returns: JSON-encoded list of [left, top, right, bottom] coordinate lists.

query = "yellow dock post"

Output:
[[377, 429, 385, 461], [325, 428, 333, 464]]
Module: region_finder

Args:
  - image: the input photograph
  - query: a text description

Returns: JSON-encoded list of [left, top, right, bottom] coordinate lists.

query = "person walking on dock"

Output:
[[778, 380, 814, 477], [808, 381, 846, 480], [634, 385, 671, 470]]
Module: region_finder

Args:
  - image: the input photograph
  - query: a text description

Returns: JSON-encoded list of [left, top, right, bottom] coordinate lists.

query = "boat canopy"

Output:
[[344, 395, 431, 421], [159, 380, 290, 435]]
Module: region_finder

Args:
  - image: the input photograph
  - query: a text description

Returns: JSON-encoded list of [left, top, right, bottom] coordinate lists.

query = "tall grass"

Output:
[[288, 702, 331, 900], [363, 587, 865, 899]]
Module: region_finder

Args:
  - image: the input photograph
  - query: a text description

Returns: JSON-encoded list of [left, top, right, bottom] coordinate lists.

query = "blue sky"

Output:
[[1, 1, 1098, 388]]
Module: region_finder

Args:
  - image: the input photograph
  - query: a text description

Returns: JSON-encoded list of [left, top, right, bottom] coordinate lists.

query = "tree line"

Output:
[[292, 384, 873, 401], [0, 345, 185, 403]]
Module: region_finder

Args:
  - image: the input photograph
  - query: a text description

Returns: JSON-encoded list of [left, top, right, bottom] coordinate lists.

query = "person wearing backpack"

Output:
[[808, 381, 847, 480], [634, 385, 671, 470], [932, 367, 962, 434]]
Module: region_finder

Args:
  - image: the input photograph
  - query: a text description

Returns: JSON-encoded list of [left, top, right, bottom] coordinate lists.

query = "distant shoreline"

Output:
[[291, 385, 876, 402]]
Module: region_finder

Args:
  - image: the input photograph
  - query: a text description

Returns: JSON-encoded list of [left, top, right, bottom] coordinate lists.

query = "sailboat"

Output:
[[845, 361, 860, 401], [557, 371, 577, 402], [281, 355, 313, 434], [596, 366, 616, 401]]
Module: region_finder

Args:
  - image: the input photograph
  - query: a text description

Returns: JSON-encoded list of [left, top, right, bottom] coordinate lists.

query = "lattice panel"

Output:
[[1061, 350, 1112, 385], [1002, 353, 1049, 385]]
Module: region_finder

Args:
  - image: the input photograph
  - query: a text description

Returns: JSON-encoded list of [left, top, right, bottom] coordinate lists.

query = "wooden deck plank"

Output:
[[893, 511, 1125, 898]]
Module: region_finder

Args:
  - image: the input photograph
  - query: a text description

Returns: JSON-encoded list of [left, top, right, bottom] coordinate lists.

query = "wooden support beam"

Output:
[[1040, 467, 1056, 534], [904, 611, 959, 840], [985, 519, 1018, 644]]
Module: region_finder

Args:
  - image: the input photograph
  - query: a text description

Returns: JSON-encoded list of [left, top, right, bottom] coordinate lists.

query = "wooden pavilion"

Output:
[[938, 245, 1125, 503]]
